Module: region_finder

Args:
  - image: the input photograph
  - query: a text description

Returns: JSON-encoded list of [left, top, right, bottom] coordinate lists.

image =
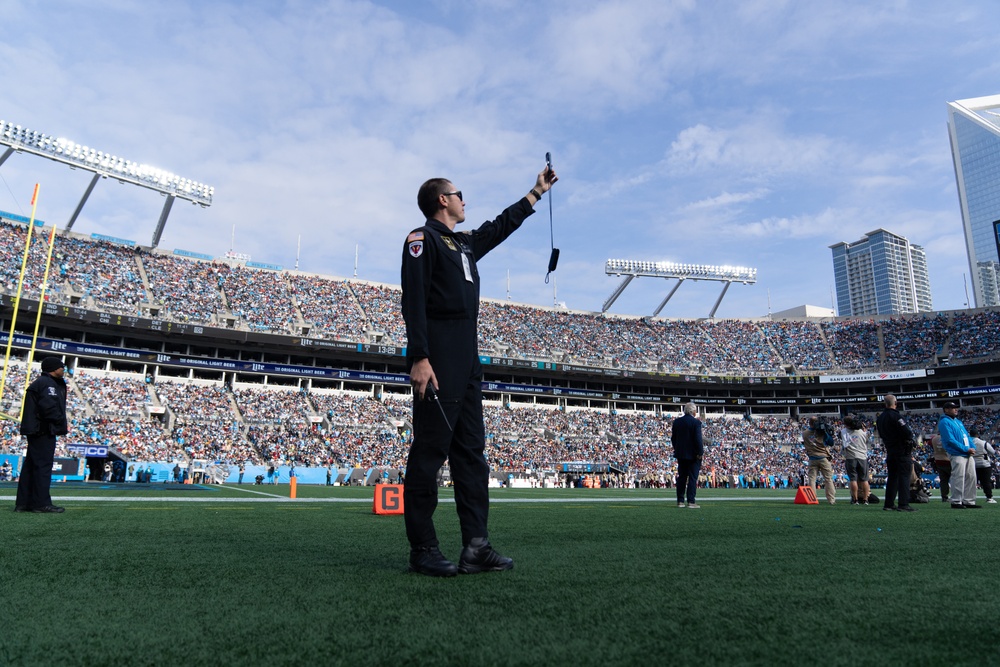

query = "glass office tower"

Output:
[[948, 94, 1000, 307], [830, 229, 932, 316]]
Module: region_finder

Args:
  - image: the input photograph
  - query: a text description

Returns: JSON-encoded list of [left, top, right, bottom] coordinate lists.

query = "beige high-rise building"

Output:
[[830, 229, 932, 317]]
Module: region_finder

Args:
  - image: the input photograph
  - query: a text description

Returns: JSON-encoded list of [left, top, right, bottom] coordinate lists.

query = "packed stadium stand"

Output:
[[5, 218, 991, 372], [1, 217, 1000, 487]]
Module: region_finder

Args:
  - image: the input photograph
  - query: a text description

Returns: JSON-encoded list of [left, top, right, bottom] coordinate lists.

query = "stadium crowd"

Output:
[[3, 220, 999, 374], [0, 222, 66, 302], [0, 362, 998, 493], [220, 264, 299, 333], [288, 274, 366, 341], [142, 253, 227, 324], [1, 221, 1000, 490], [71, 372, 151, 417], [60, 237, 147, 316]]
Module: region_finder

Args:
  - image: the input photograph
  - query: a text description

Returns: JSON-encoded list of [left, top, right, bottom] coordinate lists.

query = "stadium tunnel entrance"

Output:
[[85, 449, 128, 482], [64, 443, 129, 482], [557, 462, 626, 488]]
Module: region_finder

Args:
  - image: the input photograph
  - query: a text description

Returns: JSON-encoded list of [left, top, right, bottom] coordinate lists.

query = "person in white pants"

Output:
[[938, 402, 980, 509]]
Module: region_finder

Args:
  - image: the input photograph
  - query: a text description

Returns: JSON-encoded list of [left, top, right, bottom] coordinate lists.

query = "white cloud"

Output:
[[681, 188, 771, 212], [732, 208, 849, 240], [667, 119, 841, 178], [548, 1, 693, 106], [0, 0, 996, 320]]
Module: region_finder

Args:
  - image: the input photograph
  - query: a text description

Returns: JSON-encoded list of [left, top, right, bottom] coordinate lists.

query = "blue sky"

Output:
[[0, 0, 996, 319]]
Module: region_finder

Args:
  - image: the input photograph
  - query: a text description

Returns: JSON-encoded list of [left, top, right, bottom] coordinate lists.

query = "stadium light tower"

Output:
[[604, 259, 757, 318], [0, 120, 214, 247]]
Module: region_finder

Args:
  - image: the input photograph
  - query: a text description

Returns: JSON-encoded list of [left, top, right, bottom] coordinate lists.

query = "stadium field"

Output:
[[1, 485, 996, 666]]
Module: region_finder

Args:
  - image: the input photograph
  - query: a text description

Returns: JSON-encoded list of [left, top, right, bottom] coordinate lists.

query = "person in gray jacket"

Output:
[[840, 415, 870, 505]]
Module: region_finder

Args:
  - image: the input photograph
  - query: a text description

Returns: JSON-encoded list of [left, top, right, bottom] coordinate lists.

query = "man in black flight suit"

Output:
[[15, 356, 69, 513], [400, 164, 557, 576], [875, 394, 917, 512]]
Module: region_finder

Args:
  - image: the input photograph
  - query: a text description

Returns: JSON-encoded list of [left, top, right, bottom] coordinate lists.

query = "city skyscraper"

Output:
[[830, 229, 933, 317], [948, 94, 1000, 307]]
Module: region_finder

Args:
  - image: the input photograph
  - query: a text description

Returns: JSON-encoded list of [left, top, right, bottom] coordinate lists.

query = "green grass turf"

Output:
[[1, 487, 998, 666]]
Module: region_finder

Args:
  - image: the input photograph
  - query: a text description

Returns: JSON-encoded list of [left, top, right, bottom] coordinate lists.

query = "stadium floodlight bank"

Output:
[[604, 259, 758, 318], [0, 120, 214, 247]]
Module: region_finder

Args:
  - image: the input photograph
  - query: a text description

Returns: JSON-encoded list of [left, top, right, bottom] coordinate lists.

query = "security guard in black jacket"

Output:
[[875, 393, 916, 512], [15, 356, 69, 513], [401, 166, 557, 576]]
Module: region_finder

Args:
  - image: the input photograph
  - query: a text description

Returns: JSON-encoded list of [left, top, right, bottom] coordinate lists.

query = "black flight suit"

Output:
[[400, 198, 534, 548], [16, 371, 69, 509], [876, 406, 915, 509]]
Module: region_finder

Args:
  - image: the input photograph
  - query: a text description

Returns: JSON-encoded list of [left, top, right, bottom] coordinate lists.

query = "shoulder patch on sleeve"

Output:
[[408, 240, 424, 258], [407, 231, 424, 242]]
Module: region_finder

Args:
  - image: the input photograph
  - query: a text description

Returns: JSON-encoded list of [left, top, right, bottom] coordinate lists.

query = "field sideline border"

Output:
[[0, 493, 795, 504]]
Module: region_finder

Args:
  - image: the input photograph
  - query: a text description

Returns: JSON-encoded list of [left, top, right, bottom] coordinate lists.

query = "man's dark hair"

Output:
[[417, 178, 452, 219]]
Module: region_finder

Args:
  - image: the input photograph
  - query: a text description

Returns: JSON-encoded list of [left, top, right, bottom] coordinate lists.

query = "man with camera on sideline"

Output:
[[930, 431, 952, 502], [802, 416, 837, 505], [938, 402, 980, 509], [876, 394, 917, 512]]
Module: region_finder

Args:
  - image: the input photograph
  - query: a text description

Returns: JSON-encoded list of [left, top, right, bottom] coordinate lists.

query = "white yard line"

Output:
[[222, 485, 290, 499]]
